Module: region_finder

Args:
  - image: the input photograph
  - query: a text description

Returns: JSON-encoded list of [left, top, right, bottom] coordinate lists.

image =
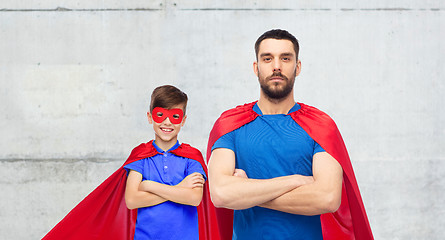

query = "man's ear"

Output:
[[147, 111, 153, 124], [253, 61, 259, 77], [295, 59, 302, 77]]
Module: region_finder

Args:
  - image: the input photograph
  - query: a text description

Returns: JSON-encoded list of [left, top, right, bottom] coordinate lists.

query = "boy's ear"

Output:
[[147, 111, 153, 124], [181, 115, 187, 126]]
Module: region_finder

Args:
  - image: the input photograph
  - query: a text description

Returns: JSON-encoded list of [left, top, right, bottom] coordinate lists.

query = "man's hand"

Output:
[[177, 172, 205, 189], [298, 175, 315, 185], [233, 169, 248, 178], [233, 169, 314, 186]]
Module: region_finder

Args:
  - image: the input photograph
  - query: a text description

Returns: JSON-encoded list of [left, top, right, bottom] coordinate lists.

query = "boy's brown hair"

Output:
[[150, 85, 188, 114]]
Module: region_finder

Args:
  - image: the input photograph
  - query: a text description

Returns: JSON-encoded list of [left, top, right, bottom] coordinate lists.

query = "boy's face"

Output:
[[151, 107, 184, 124], [147, 104, 186, 146]]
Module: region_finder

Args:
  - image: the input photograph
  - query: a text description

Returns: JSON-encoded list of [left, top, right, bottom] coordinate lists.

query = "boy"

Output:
[[124, 85, 207, 239], [43, 85, 218, 240]]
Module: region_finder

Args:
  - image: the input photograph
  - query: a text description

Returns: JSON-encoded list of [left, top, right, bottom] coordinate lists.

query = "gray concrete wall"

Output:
[[1, 1, 444, 239]]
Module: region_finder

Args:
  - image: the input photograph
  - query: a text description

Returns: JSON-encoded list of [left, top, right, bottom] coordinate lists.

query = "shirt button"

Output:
[[164, 166, 168, 169]]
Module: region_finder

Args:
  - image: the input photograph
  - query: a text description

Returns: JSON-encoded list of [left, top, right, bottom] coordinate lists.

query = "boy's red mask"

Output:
[[151, 107, 184, 124]]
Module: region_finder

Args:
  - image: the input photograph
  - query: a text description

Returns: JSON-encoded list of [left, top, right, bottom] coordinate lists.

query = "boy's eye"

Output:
[[156, 112, 163, 117], [172, 114, 180, 119]]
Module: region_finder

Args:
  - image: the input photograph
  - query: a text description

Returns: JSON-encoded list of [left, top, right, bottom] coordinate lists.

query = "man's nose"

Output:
[[273, 59, 281, 72]]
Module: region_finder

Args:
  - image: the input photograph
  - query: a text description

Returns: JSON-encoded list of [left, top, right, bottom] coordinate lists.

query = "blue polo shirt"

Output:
[[124, 141, 206, 240], [212, 103, 325, 240]]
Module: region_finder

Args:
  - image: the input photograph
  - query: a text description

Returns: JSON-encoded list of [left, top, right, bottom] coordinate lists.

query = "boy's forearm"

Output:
[[141, 181, 203, 206], [125, 170, 168, 209], [126, 190, 167, 209]]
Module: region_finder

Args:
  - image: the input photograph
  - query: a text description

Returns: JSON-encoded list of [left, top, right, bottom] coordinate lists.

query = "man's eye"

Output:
[[173, 114, 180, 119], [156, 112, 163, 117]]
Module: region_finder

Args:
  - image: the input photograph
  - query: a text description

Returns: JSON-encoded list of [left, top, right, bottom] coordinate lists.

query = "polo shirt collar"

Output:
[[152, 140, 180, 154]]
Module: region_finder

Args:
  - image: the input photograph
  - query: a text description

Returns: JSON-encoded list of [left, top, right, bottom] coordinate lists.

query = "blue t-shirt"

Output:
[[212, 103, 325, 240], [124, 141, 206, 240]]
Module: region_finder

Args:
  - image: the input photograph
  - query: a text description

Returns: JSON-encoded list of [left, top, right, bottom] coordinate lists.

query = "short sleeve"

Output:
[[211, 130, 236, 152], [187, 159, 207, 180], [313, 141, 325, 155], [123, 159, 144, 175]]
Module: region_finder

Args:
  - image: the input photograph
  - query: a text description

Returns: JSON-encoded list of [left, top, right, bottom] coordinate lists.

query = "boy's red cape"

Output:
[[42, 141, 220, 240], [206, 101, 374, 240]]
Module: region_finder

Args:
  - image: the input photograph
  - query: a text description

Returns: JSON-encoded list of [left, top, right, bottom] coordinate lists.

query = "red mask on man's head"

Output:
[[151, 107, 184, 124]]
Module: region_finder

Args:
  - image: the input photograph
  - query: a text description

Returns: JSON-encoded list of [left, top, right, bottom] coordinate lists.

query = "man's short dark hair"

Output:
[[150, 85, 188, 114], [254, 29, 300, 60]]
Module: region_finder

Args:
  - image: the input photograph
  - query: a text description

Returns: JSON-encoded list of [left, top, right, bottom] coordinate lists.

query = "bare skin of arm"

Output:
[[258, 152, 343, 215], [125, 170, 167, 209], [125, 171, 205, 209], [139, 172, 205, 206], [208, 148, 314, 210]]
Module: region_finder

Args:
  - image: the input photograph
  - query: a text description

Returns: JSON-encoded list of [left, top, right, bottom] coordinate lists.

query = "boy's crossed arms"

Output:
[[125, 171, 205, 209]]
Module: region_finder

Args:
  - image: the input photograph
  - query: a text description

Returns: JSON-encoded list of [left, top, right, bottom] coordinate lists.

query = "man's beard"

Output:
[[259, 71, 295, 100]]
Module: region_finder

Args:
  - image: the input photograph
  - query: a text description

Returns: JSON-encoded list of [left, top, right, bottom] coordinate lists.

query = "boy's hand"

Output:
[[139, 180, 155, 192], [177, 172, 205, 189]]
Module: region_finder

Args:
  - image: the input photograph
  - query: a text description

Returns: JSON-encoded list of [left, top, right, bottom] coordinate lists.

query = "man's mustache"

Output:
[[267, 72, 288, 80]]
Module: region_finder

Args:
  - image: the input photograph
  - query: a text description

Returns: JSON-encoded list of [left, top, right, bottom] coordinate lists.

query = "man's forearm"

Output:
[[209, 148, 313, 210], [210, 174, 310, 210], [259, 152, 344, 215], [259, 183, 340, 215]]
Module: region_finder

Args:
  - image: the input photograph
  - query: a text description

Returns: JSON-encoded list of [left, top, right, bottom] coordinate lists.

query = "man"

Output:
[[206, 29, 373, 240]]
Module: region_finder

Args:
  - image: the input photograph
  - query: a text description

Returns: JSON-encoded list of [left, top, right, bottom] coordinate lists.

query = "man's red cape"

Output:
[[43, 140, 220, 240], [206, 102, 374, 240]]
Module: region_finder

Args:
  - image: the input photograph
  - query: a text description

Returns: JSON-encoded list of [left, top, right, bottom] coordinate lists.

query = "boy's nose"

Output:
[[163, 117, 173, 125]]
